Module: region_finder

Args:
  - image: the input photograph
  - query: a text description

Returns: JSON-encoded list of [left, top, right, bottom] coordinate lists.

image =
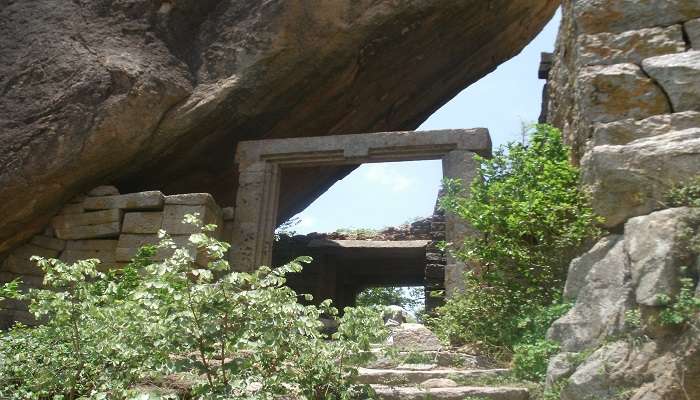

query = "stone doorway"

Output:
[[230, 129, 491, 298]]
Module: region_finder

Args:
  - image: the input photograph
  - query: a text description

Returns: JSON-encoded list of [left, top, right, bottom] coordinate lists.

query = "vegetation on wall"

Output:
[[0, 215, 387, 399], [429, 124, 600, 379]]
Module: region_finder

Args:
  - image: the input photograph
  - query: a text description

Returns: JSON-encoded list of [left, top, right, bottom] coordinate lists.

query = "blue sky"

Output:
[[287, 11, 561, 235]]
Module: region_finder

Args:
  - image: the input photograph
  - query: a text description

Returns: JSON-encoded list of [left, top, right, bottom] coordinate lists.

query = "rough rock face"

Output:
[[544, 1, 700, 398], [547, 208, 700, 399], [0, 0, 558, 255]]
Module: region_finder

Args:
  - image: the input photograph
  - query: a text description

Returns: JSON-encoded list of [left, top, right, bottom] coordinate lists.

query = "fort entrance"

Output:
[[231, 129, 491, 308]]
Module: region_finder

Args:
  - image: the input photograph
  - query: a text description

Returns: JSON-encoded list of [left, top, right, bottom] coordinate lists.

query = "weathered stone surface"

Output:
[[642, 50, 700, 112], [164, 193, 216, 206], [687, 18, 700, 50], [51, 209, 122, 240], [115, 234, 160, 262], [222, 207, 235, 221], [573, 0, 700, 34], [29, 235, 66, 252], [83, 191, 164, 211], [420, 378, 458, 389], [162, 204, 223, 236], [581, 128, 700, 228], [576, 64, 670, 126], [357, 367, 507, 385], [0, 244, 59, 276], [576, 26, 685, 66], [564, 235, 622, 301], [122, 212, 164, 234], [625, 208, 700, 306], [0, 0, 559, 255], [548, 237, 633, 352], [65, 240, 118, 251], [87, 186, 120, 197], [58, 203, 84, 215], [545, 352, 578, 387], [592, 111, 700, 146], [383, 305, 409, 324], [387, 323, 443, 352], [371, 385, 529, 400]]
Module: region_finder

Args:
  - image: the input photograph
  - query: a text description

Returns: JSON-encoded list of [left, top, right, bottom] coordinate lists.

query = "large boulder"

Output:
[[0, 0, 559, 254], [581, 128, 700, 228]]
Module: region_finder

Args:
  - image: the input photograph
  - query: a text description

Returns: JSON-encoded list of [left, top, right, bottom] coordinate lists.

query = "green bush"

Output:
[[0, 214, 387, 399], [355, 286, 423, 310], [511, 339, 560, 381], [430, 124, 599, 363], [665, 176, 700, 207]]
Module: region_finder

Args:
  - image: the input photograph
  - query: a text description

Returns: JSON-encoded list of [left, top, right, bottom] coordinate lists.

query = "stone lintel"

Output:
[[236, 129, 491, 167]]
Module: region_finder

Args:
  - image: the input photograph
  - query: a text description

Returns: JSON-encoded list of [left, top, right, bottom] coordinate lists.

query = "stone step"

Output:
[[356, 367, 509, 385], [364, 349, 496, 369], [370, 385, 529, 400]]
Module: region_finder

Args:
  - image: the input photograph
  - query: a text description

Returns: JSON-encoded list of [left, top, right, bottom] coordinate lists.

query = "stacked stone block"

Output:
[[544, 0, 700, 228], [542, 1, 700, 398], [0, 186, 230, 329]]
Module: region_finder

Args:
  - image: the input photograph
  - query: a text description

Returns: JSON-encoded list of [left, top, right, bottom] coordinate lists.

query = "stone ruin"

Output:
[[273, 208, 448, 312], [0, 187, 232, 329], [0, 128, 490, 328]]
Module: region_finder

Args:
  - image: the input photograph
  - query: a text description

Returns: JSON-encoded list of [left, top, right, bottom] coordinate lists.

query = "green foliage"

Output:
[[665, 176, 700, 208], [430, 124, 598, 364], [355, 286, 423, 311], [511, 340, 560, 381], [0, 214, 387, 399], [657, 268, 700, 327]]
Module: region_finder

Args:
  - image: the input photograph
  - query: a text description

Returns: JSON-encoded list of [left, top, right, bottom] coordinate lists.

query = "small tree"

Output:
[[431, 124, 599, 362]]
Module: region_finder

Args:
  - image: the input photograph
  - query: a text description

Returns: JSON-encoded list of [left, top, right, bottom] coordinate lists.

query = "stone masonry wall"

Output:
[[0, 186, 231, 329], [543, 1, 700, 399]]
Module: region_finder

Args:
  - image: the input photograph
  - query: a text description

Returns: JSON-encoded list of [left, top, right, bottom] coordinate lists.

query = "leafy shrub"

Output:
[[355, 286, 423, 310], [429, 124, 599, 363], [657, 267, 700, 327], [0, 215, 387, 399], [511, 339, 560, 381], [665, 176, 700, 207]]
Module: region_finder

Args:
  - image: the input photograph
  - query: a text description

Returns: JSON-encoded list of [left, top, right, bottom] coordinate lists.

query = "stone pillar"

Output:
[[230, 161, 280, 271], [441, 150, 480, 296]]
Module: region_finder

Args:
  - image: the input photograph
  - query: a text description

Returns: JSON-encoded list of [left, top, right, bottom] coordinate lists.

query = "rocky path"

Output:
[[361, 323, 531, 400]]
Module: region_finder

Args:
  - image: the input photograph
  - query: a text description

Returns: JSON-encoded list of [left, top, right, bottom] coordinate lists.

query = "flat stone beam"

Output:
[[307, 239, 430, 248], [235, 129, 491, 167]]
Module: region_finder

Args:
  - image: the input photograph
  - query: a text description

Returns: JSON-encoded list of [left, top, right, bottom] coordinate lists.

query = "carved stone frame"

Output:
[[231, 129, 491, 293]]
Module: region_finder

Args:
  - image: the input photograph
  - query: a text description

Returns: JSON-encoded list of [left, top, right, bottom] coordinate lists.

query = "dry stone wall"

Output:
[[0, 186, 231, 329], [544, 1, 700, 399]]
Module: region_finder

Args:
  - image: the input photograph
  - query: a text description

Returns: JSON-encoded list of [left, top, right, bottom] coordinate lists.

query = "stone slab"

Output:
[[592, 111, 700, 146], [58, 203, 84, 215], [642, 50, 700, 112], [82, 191, 164, 211], [235, 129, 491, 167], [29, 235, 66, 252], [577, 25, 685, 66], [370, 385, 529, 400], [356, 367, 508, 385], [161, 204, 222, 235], [687, 18, 700, 50], [307, 239, 430, 248], [576, 63, 670, 125], [87, 185, 120, 196], [573, 0, 700, 34], [53, 222, 121, 240], [65, 240, 118, 251], [164, 193, 216, 206], [52, 209, 122, 228], [122, 212, 164, 234]]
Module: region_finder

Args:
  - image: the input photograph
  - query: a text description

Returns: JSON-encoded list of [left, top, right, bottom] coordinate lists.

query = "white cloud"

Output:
[[362, 164, 414, 192]]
